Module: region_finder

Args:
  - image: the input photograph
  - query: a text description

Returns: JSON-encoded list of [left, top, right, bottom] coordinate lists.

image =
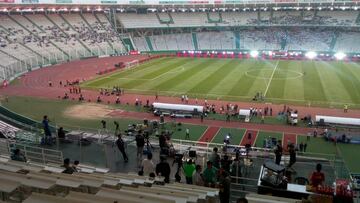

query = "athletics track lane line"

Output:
[[240, 130, 258, 147], [198, 126, 221, 146]]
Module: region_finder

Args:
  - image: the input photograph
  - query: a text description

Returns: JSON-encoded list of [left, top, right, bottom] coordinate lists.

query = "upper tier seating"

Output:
[[334, 31, 360, 52], [118, 10, 360, 29], [0, 13, 125, 81]]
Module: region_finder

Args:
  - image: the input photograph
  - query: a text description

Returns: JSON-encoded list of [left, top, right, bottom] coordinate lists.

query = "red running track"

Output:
[[283, 133, 297, 150], [198, 126, 220, 143], [1, 55, 360, 138], [240, 130, 258, 146]]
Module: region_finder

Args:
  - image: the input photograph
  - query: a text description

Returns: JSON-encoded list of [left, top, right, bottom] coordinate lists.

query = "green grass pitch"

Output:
[[82, 57, 360, 108]]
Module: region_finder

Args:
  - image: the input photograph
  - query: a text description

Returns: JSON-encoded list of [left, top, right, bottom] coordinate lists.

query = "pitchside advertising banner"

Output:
[[0, 0, 356, 5]]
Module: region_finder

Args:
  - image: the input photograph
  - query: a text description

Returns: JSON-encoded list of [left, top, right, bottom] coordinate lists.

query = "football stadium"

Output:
[[0, 0, 360, 202]]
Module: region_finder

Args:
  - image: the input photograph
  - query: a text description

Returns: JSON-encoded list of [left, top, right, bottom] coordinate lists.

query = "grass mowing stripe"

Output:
[[140, 58, 191, 79], [283, 61, 305, 101], [255, 131, 283, 148], [82, 57, 171, 87], [337, 143, 360, 173], [127, 59, 206, 92], [302, 61, 328, 102], [266, 60, 289, 99], [297, 136, 336, 155], [228, 60, 267, 96], [113, 57, 183, 80], [118, 58, 191, 89], [167, 123, 208, 141], [188, 59, 238, 94], [333, 62, 360, 103], [154, 59, 217, 90], [208, 60, 247, 95], [112, 57, 170, 77], [317, 62, 352, 104]]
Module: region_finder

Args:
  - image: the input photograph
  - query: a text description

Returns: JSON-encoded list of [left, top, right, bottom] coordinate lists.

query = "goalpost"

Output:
[[125, 60, 139, 69]]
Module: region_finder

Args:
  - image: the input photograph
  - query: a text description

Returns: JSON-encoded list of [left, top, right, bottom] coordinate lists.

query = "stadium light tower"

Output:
[[334, 52, 346, 60], [250, 50, 259, 58], [305, 51, 317, 59]]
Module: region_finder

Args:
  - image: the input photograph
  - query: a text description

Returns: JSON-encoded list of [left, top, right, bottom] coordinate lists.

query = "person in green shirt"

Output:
[[183, 159, 196, 184], [203, 161, 218, 187]]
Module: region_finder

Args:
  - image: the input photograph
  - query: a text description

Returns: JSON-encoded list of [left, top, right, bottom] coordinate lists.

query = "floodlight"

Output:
[[305, 51, 317, 59], [354, 7, 358, 11], [250, 50, 259, 58], [268, 51, 273, 55], [334, 52, 346, 60]]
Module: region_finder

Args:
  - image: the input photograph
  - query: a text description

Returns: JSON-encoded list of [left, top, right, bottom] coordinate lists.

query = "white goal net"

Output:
[[125, 60, 139, 69]]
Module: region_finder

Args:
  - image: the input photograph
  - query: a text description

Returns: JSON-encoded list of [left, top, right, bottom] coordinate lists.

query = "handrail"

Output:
[[7, 141, 63, 165]]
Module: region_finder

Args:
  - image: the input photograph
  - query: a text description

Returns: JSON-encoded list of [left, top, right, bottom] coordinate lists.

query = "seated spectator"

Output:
[[141, 153, 155, 176], [11, 149, 27, 162], [72, 160, 80, 172], [58, 127, 72, 143], [62, 158, 75, 174], [155, 155, 171, 183], [193, 164, 204, 186], [310, 163, 325, 188]]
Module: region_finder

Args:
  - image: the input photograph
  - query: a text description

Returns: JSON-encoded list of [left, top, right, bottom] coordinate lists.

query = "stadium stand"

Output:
[[0, 151, 219, 203], [0, 13, 125, 82], [334, 31, 360, 52], [0, 120, 19, 139]]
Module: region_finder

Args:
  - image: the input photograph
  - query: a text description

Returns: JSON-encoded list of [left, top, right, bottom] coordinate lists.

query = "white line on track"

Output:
[[264, 60, 280, 97]]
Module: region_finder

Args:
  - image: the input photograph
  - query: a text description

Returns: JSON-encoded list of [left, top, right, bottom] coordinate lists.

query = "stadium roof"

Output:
[[0, 0, 359, 9]]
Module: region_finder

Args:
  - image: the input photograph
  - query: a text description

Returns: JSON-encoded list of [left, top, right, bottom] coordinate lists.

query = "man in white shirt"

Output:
[[185, 128, 190, 140], [141, 153, 155, 176]]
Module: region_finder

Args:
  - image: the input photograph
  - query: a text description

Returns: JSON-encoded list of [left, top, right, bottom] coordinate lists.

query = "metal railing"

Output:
[[0, 138, 63, 165]]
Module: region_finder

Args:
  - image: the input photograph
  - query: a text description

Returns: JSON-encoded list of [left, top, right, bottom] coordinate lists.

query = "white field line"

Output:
[[209, 127, 221, 143], [150, 67, 185, 81], [264, 60, 280, 97]]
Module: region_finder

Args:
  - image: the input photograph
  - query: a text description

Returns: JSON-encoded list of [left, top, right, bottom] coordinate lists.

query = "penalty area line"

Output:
[[264, 60, 280, 97]]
